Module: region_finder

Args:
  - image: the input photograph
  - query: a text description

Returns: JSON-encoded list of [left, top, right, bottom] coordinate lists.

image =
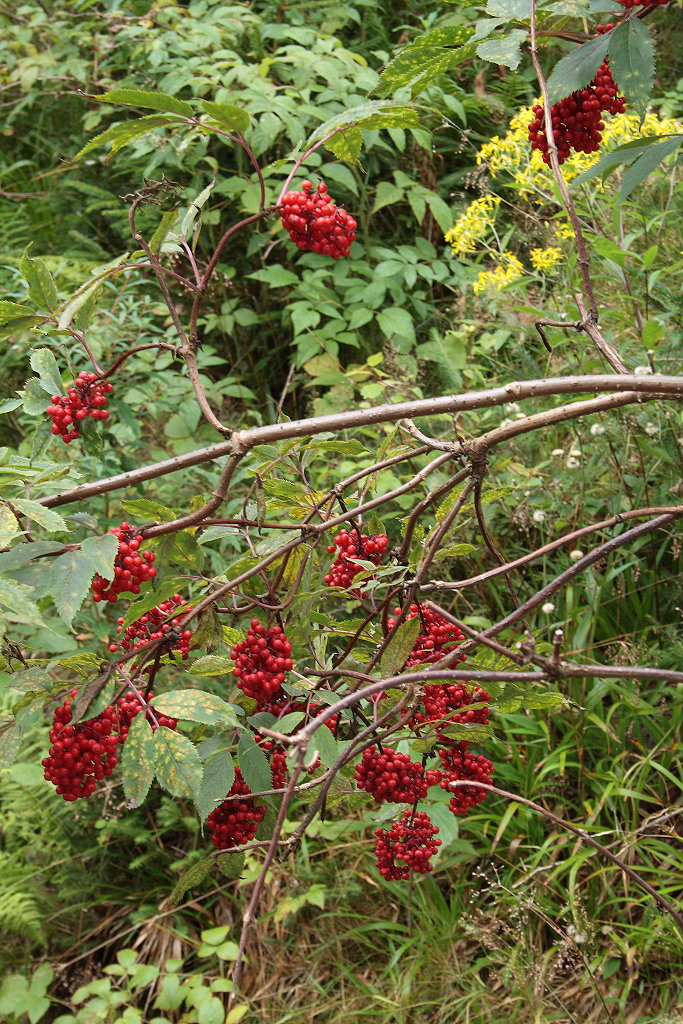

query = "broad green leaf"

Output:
[[0, 302, 40, 334], [237, 733, 273, 797], [547, 34, 610, 106], [149, 208, 180, 256], [309, 724, 340, 770], [154, 729, 203, 800], [48, 549, 98, 629], [121, 713, 156, 808], [151, 690, 239, 726], [216, 851, 245, 878], [375, 42, 477, 99], [168, 856, 214, 905], [0, 506, 19, 540], [0, 398, 22, 415], [0, 575, 45, 627], [609, 18, 654, 117], [308, 101, 421, 146], [0, 707, 41, 768], [0, 541, 63, 574], [408, 23, 474, 48], [376, 307, 415, 351], [56, 254, 129, 330], [196, 749, 235, 824], [81, 533, 120, 581], [29, 349, 64, 397], [190, 655, 235, 677], [119, 577, 189, 631], [372, 181, 404, 213], [324, 127, 363, 163], [120, 497, 178, 521], [95, 88, 194, 118], [200, 100, 250, 134], [477, 29, 528, 71], [9, 499, 67, 534], [73, 283, 104, 331], [21, 377, 54, 414], [73, 115, 181, 161], [620, 136, 683, 199], [20, 245, 59, 311], [437, 723, 493, 743], [379, 615, 420, 677]]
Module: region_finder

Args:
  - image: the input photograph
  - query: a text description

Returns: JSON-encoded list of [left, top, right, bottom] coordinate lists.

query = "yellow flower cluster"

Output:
[[530, 246, 562, 270], [445, 195, 501, 255], [472, 252, 524, 295]]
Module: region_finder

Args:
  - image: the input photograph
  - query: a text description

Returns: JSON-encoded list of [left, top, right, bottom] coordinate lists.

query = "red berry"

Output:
[[324, 529, 388, 593], [91, 523, 157, 603], [280, 180, 356, 259], [45, 372, 114, 444], [374, 810, 441, 880], [230, 622, 293, 708]]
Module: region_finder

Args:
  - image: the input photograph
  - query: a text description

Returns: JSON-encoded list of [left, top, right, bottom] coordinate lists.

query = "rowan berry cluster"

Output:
[[324, 529, 389, 591], [616, 0, 669, 6], [109, 594, 193, 665], [438, 744, 494, 815], [91, 523, 156, 603], [355, 746, 440, 803], [115, 690, 178, 741], [374, 810, 442, 880], [280, 180, 357, 259], [207, 767, 268, 850], [47, 371, 113, 443], [411, 683, 491, 737], [387, 604, 467, 667], [231, 620, 293, 708], [528, 61, 626, 164]]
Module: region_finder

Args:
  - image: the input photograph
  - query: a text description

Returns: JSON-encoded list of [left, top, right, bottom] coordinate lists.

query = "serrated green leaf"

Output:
[[180, 181, 215, 240], [152, 690, 239, 726], [223, 626, 246, 646], [20, 246, 59, 311], [375, 41, 477, 99], [200, 100, 250, 134], [48, 549, 97, 629], [95, 88, 194, 118], [0, 506, 19, 541], [29, 349, 64, 397], [0, 541, 64, 574], [21, 378, 53, 414], [309, 724, 341, 770], [121, 713, 156, 808], [437, 723, 493, 743], [30, 420, 54, 462], [0, 301, 38, 330], [308, 101, 421, 146], [196, 749, 235, 824], [0, 398, 22, 415], [81, 533, 119, 581], [168, 856, 214, 905], [608, 18, 654, 117], [9, 499, 67, 534], [119, 498, 178, 522], [379, 615, 420, 677], [75, 414, 105, 460], [324, 127, 363, 163], [190, 655, 235, 677], [373, 181, 404, 213], [620, 136, 683, 200], [547, 34, 610, 106], [148, 208, 180, 257], [154, 729, 203, 799], [237, 733, 273, 796], [73, 115, 180, 162], [216, 851, 245, 878], [477, 29, 528, 70], [0, 575, 46, 627], [56, 254, 129, 330], [119, 577, 188, 630]]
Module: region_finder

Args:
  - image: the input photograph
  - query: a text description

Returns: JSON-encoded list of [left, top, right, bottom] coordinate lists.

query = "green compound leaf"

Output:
[[375, 39, 477, 99], [237, 733, 273, 797], [29, 348, 64, 397], [152, 691, 240, 727], [608, 18, 655, 118], [196, 748, 235, 824], [547, 33, 610, 106], [121, 713, 156, 808], [379, 615, 420, 677], [168, 855, 214, 905], [324, 127, 363, 164], [9, 499, 67, 534], [154, 729, 203, 800], [95, 88, 194, 118], [477, 29, 528, 71], [73, 115, 183, 161], [200, 100, 250, 134], [20, 246, 59, 312]]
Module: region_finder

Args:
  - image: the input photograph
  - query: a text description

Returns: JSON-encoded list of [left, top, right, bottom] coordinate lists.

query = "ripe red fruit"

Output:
[[115, 690, 178, 740], [355, 745, 439, 803], [437, 743, 494, 816], [411, 683, 490, 737], [230, 620, 293, 708], [42, 691, 120, 801], [91, 522, 157, 603], [324, 528, 388, 592], [46, 371, 113, 443], [280, 180, 357, 259], [387, 604, 467, 668], [108, 594, 194, 668], [374, 810, 441, 880]]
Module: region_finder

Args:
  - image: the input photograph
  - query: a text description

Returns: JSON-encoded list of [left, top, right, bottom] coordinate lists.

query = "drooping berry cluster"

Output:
[[411, 683, 491, 737], [616, 0, 669, 6], [355, 745, 440, 803], [374, 810, 442, 880], [109, 595, 193, 665], [528, 61, 626, 165], [115, 690, 178, 741], [387, 604, 467, 668], [91, 523, 156, 603], [230, 620, 293, 708], [47, 371, 113, 443], [438, 744, 494, 815], [325, 529, 389, 592], [280, 180, 357, 259], [206, 767, 268, 850], [42, 692, 120, 801]]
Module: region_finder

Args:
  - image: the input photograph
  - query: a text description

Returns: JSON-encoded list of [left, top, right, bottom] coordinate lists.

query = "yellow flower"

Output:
[[472, 251, 524, 295], [445, 195, 501, 255], [529, 246, 562, 271]]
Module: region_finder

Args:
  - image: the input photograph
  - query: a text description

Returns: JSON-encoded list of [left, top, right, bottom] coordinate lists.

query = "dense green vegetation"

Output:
[[1, 1, 682, 1022]]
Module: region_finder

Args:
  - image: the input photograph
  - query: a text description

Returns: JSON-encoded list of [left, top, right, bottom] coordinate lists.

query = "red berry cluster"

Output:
[[528, 61, 626, 165], [91, 523, 156, 603], [206, 767, 268, 850], [325, 529, 389, 592], [42, 692, 120, 801], [47, 371, 113, 443], [231, 620, 293, 708], [280, 180, 357, 259], [355, 745, 440, 803], [438, 744, 494, 816], [387, 604, 467, 668], [116, 690, 178, 741], [375, 810, 442, 880], [411, 683, 491, 737], [109, 594, 193, 666], [616, 0, 669, 6]]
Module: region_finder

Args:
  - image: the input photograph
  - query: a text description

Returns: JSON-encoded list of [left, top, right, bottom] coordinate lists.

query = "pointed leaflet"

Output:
[[379, 615, 420, 677], [121, 713, 156, 808], [307, 101, 421, 146], [48, 533, 119, 629], [94, 88, 194, 118], [196, 748, 235, 824], [7, 500, 67, 534], [620, 136, 683, 200], [154, 729, 203, 800], [151, 691, 240, 727], [0, 302, 42, 337], [199, 100, 250, 134], [324, 127, 363, 164], [477, 30, 528, 71], [168, 856, 214, 905], [119, 576, 189, 630], [73, 115, 182, 162], [0, 576, 46, 628], [56, 254, 129, 329], [546, 33, 610, 106], [20, 246, 59, 312], [237, 733, 273, 797], [608, 19, 655, 117], [180, 181, 215, 240], [189, 655, 235, 677], [29, 349, 64, 397], [81, 533, 119, 580], [217, 851, 245, 879]]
